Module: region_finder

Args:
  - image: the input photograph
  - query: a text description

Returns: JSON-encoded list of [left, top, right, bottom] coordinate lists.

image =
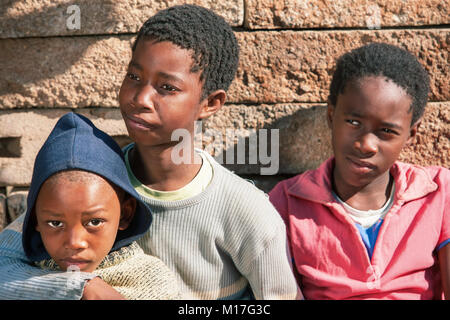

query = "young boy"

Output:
[[269, 43, 450, 299], [1, 112, 180, 300], [0, 5, 299, 300]]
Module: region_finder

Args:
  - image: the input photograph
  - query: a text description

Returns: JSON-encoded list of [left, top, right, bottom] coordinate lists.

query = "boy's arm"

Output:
[[0, 214, 96, 300], [244, 223, 302, 300], [438, 243, 450, 300], [235, 186, 302, 300]]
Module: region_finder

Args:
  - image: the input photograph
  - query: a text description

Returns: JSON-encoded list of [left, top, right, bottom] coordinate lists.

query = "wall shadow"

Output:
[[201, 105, 333, 192]]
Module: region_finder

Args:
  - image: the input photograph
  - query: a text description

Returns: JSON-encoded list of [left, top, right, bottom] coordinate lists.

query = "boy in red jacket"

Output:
[[270, 43, 449, 299]]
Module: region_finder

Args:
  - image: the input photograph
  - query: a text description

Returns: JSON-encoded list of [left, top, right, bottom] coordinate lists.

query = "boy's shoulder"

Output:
[[395, 161, 449, 183], [270, 174, 303, 193], [268, 173, 305, 214], [204, 154, 287, 241], [423, 165, 450, 184], [269, 160, 332, 199], [204, 151, 268, 198], [204, 151, 284, 219], [393, 161, 450, 200]]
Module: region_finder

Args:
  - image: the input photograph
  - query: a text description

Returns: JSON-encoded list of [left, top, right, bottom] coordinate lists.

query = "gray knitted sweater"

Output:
[[128, 146, 299, 299]]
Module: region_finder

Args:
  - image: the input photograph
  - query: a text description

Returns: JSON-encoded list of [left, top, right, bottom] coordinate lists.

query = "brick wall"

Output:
[[0, 0, 449, 230]]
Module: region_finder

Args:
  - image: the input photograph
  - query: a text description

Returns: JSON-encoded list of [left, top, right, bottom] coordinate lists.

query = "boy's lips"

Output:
[[124, 114, 157, 130], [346, 157, 377, 174]]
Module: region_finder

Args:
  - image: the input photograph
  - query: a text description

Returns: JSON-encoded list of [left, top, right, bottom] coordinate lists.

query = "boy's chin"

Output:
[[342, 170, 392, 191]]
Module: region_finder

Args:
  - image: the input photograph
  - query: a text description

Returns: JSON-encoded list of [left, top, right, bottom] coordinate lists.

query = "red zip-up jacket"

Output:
[[269, 158, 449, 299]]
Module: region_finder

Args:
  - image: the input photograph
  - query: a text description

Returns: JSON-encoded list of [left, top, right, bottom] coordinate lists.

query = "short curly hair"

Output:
[[132, 4, 240, 100], [328, 42, 430, 125]]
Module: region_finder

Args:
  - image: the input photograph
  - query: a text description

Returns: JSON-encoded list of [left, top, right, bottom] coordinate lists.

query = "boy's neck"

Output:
[[129, 143, 202, 191], [332, 169, 394, 211]]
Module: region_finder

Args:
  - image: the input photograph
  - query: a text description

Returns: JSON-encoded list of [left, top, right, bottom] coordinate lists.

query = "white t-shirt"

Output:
[[333, 182, 395, 228]]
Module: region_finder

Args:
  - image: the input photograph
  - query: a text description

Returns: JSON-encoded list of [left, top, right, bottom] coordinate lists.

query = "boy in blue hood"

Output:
[[3, 112, 179, 300]]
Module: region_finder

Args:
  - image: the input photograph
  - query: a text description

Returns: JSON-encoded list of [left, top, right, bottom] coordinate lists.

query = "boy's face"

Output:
[[35, 174, 134, 272], [327, 76, 419, 191], [119, 39, 212, 148]]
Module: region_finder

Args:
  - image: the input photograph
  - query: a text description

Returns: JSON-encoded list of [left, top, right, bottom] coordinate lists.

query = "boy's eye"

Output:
[[161, 84, 178, 92], [346, 119, 360, 126], [86, 219, 104, 227], [126, 73, 140, 81], [47, 221, 63, 228], [380, 128, 398, 135]]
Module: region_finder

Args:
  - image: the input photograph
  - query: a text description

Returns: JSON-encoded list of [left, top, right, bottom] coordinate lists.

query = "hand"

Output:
[[81, 277, 126, 300]]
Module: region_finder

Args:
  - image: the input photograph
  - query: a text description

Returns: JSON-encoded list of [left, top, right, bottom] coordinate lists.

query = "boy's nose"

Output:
[[354, 133, 378, 156], [133, 84, 156, 110], [64, 227, 88, 250]]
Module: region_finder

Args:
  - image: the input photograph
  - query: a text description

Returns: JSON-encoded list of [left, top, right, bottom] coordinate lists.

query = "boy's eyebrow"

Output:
[[128, 60, 143, 70], [38, 210, 63, 217], [344, 111, 363, 118], [81, 209, 107, 216], [157, 71, 184, 83], [380, 121, 403, 130], [128, 60, 184, 82], [37, 208, 107, 217]]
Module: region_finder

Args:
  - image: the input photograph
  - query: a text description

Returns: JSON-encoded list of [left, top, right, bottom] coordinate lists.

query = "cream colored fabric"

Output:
[[125, 148, 213, 201], [36, 242, 180, 300]]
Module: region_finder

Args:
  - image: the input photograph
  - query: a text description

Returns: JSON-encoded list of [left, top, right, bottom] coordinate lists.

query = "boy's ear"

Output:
[[118, 196, 136, 231], [326, 100, 335, 129], [405, 119, 421, 146], [197, 89, 226, 120]]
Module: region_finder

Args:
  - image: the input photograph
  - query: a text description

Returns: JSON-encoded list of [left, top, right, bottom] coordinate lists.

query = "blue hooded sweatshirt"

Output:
[[22, 112, 152, 262]]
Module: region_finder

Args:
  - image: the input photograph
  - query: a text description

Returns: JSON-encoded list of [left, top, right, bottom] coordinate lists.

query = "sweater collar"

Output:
[[287, 157, 438, 204]]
